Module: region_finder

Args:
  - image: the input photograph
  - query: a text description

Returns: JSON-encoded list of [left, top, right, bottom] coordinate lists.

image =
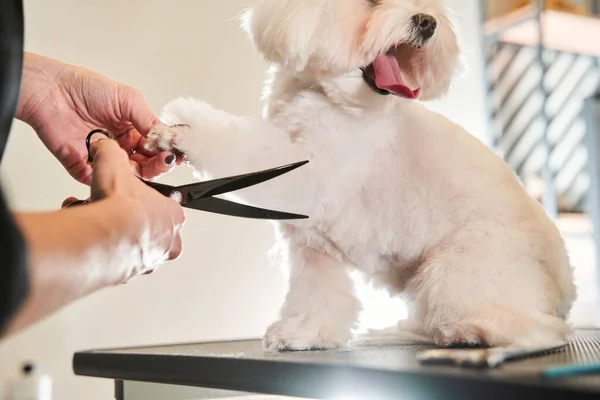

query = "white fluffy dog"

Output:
[[146, 0, 576, 351]]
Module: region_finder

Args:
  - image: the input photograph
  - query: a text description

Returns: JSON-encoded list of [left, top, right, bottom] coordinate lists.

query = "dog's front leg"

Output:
[[264, 244, 361, 351], [145, 97, 305, 183]]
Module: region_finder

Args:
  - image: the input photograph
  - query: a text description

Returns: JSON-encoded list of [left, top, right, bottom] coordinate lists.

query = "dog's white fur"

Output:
[[147, 0, 576, 350]]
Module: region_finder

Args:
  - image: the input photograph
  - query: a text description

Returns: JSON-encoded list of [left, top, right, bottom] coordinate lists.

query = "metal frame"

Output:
[[478, 0, 557, 216], [115, 380, 124, 400], [479, 0, 600, 321], [479, 1, 600, 217], [533, 0, 558, 217], [584, 93, 600, 321]]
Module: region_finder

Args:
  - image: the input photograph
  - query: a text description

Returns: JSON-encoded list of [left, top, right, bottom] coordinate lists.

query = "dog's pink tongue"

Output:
[[373, 54, 419, 99]]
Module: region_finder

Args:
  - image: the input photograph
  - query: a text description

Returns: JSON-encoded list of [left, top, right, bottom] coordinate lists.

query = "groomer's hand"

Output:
[[63, 138, 185, 275], [16, 52, 177, 185], [6, 140, 185, 336]]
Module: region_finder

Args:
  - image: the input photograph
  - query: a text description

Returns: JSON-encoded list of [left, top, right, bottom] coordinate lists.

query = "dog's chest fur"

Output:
[[265, 84, 478, 278]]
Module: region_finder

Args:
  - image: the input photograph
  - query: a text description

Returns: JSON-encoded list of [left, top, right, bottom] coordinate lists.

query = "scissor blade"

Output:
[[182, 160, 309, 201], [141, 179, 179, 197], [185, 197, 308, 220]]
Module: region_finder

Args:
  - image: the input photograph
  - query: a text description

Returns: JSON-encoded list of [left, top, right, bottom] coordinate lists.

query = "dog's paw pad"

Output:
[[145, 124, 191, 153], [262, 319, 346, 352], [434, 323, 487, 348]]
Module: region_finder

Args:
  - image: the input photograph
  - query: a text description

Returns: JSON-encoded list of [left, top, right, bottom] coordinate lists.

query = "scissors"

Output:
[[65, 129, 309, 220]]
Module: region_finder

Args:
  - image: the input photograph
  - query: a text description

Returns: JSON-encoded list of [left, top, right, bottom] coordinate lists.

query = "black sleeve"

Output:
[[0, 188, 28, 332], [0, 0, 28, 333]]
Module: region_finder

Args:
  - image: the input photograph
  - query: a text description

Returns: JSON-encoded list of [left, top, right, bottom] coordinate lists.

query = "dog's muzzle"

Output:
[[412, 13, 437, 42]]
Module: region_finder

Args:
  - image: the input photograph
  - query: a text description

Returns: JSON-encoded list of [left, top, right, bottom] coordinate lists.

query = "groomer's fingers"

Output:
[[167, 209, 185, 261], [168, 233, 183, 261], [129, 160, 142, 177], [130, 151, 176, 180], [117, 87, 161, 137]]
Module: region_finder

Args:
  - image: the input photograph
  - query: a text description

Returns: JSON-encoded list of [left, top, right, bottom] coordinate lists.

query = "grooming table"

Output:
[[73, 329, 600, 400]]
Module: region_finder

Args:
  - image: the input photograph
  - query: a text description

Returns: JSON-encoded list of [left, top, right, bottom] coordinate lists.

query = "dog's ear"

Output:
[[240, 0, 315, 71], [240, 0, 372, 75]]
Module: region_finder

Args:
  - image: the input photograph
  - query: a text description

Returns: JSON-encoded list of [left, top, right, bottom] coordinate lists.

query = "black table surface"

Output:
[[73, 328, 600, 400]]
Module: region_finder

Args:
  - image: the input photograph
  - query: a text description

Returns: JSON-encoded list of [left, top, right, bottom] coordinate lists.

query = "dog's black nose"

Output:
[[412, 13, 437, 41]]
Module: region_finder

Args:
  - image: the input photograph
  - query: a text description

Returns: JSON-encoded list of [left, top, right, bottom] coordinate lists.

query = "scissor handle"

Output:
[[63, 129, 174, 208], [86, 129, 113, 163], [63, 199, 91, 208]]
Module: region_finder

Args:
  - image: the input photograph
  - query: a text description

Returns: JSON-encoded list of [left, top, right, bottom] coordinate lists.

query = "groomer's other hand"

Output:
[[64, 139, 185, 276], [7, 140, 185, 336], [91, 138, 185, 268], [16, 52, 178, 185]]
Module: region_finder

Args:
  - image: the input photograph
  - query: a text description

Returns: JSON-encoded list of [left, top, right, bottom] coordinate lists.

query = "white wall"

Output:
[[0, 1, 487, 399], [428, 0, 490, 143]]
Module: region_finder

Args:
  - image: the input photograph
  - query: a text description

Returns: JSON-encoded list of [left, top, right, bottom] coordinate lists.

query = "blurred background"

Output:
[[0, 0, 599, 398]]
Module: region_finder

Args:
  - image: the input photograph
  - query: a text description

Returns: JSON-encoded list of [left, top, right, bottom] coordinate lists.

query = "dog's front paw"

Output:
[[263, 317, 350, 351], [145, 124, 191, 154]]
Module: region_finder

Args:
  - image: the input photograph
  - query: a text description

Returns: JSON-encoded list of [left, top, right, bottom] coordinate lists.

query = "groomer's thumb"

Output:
[[89, 139, 134, 202], [89, 139, 131, 171]]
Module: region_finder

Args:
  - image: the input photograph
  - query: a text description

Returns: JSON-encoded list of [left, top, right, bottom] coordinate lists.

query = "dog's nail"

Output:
[[165, 154, 176, 165]]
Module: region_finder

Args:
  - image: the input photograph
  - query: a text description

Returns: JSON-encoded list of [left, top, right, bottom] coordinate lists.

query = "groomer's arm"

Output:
[[1, 140, 185, 338]]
